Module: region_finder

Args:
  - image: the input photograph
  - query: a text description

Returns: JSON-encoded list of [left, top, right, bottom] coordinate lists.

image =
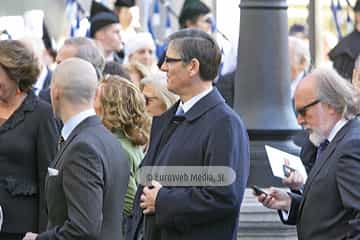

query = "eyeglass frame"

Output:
[[163, 56, 183, 64], [295, 99, 321, 117], [144, 95, 159, 105]]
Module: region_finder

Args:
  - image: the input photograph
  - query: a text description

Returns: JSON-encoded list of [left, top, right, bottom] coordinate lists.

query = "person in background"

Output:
[[125, 61, 150, 88], [0, 40, 58, 240], [140, 72, 178, 117], [178, 0, 212, 33], [89, 0, 123, 63], [328, 0, 360, 81], [289, 23, 308, 40], [39, 37, 105, 104], [94, 75, 150, 238], [103, 61, 131, 80], [20, 36, 52, 96], [113, 0, 136, 45], [124, 32, 158, 72], [288, 36, 311, 100]]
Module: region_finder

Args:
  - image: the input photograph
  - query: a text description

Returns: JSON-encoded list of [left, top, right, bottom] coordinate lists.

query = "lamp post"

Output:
[[234, 0, 301, 187]]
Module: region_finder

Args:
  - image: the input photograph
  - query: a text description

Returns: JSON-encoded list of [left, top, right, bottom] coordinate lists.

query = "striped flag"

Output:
[[66, 0, 89, 37]]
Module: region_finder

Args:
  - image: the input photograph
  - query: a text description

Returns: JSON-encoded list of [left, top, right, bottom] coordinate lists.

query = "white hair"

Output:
[[288, 36, 310, 70], [124, 32, 156, 63], [141, 72, 179, 110]]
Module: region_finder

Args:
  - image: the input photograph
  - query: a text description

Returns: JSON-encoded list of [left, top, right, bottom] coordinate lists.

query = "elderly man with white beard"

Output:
[[255, 67, 360, 240]]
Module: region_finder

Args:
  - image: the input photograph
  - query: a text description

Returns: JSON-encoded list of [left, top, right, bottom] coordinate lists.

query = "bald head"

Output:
[[53, 57, 98, 104], [294, 74, 317, 107]]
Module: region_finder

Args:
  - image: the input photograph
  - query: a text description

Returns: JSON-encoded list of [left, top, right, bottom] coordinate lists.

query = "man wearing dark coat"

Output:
[[128, 29, 250, 240], [256, 67, 360, 240]]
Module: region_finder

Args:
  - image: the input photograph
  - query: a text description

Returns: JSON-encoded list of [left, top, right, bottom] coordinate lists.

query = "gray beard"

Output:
[[309, 129, 326, 147]]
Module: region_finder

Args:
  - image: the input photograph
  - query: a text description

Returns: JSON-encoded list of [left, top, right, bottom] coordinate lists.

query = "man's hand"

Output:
[[140, 180, 162, 215], [255, 187, 291, 211], [23, 232, 38, 240], [282, 170, 305, 190]]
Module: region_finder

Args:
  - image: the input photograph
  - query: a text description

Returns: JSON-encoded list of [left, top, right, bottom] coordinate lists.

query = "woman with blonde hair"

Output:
[[94, 75, 150, 237], [141, 72, 179, 117]]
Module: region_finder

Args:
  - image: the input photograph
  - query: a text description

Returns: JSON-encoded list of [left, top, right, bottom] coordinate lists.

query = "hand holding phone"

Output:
[[251, 185, 268, 196]]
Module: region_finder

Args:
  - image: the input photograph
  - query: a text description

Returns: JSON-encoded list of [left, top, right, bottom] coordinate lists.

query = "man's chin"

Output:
[[309, 130, 326, 147]]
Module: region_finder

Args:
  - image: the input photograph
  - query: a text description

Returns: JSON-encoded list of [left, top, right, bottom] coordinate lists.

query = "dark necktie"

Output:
[[57, 135, 65, 152], [316, 140, 329, 161]]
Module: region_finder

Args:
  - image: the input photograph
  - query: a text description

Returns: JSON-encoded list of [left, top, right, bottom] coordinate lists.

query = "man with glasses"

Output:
[[255, 67, 360, 239], [128, 28, 250, 240]]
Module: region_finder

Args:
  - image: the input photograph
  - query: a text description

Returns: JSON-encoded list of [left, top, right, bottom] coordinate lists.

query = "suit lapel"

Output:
[[298, 119, 354, 217], [142, 88, 225, 167], [49, 116, 101, 168], [141, 106, 177, 167]]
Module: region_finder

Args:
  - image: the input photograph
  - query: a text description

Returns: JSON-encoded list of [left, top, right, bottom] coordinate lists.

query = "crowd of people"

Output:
[[0, 0, 360, 240]]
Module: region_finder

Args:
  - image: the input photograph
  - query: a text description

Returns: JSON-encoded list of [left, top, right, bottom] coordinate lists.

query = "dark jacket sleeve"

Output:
[[36, 105, 59, 232], [336, 140, 360, 239], [37, 142, 104, 240], [154, 115, 250, 232], [279, 192, 302, 225]]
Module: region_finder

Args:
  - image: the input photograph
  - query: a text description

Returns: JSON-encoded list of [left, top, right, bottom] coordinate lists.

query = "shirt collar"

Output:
[[177, 86, 213, 114], [327, 118, 348, 142], [61, 109, 96, 140]]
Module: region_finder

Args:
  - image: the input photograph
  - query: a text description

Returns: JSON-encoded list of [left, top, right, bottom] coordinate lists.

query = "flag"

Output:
[[66, 0, 89, 37]]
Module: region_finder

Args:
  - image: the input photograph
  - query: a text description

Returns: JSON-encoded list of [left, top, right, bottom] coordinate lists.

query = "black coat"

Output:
[[328, 30, 360, 80], [282, 118, 360, 239], [128, 88, 250, 240], [0, 92, 59, 233]]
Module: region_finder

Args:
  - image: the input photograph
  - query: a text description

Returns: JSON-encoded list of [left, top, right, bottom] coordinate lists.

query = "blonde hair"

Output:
[[141, 73, 179, 110], [99, 75, 151, 146]]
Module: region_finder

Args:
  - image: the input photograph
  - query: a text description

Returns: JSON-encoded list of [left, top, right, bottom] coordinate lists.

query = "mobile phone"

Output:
[[283, 164, 295, 177], [251, 185, 268, 196]]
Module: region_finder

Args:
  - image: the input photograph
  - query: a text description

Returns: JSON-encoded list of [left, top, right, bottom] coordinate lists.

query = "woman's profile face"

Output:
[[0, 65, 18, 102], [142, 84, 166, 117]]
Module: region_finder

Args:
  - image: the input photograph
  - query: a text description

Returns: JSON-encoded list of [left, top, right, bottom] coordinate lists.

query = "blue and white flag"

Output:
[[66, 0, 89, 37]]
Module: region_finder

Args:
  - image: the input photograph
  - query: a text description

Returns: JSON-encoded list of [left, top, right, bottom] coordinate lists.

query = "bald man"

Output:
[[24, 58, 129, 240]]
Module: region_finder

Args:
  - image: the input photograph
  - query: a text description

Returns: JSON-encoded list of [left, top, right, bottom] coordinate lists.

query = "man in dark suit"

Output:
[[23, 58, 129, 240], [256, 67, 360, 239], [128, 29, 250, 240]]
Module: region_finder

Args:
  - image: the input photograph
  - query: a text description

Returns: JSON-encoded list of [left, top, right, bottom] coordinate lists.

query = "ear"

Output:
[[323, 103, 337, 116], [51, 84, 60, 101], [95, 30, 105, 40], [187, 58, 200, 78]]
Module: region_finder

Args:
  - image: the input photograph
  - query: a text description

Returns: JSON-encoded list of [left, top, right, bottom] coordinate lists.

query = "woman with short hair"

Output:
[[0, 40, 58, 239]]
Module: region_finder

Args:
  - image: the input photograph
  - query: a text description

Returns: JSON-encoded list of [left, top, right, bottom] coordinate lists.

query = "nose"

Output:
[[160, 62, 168, 72], [296, 114, 305, 126]]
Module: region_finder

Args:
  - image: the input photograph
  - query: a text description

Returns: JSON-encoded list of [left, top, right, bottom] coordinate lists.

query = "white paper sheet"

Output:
[[265, 145, 307, 181]]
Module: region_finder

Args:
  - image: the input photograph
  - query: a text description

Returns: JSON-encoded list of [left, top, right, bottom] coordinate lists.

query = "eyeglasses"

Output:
[[164, 56, 183, 64], [145, 96, 158, 105], [295, 99, 321, 117]]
